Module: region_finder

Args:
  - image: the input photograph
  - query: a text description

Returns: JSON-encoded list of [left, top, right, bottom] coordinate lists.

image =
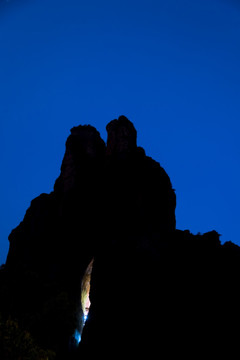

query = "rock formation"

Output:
[[106, 116, 137, 155], [0, 116, 240, 359]]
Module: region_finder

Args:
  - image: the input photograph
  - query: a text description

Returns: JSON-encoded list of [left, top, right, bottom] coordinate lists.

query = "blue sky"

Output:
[[0, 0, 240, 264]]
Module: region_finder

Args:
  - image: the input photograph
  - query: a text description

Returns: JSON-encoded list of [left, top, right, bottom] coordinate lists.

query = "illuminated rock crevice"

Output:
[[72, 259, 93, 346], [81, 259, 93, 324]]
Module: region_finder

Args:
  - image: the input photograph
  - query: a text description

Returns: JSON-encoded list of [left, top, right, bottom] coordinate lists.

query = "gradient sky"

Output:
[[0, 0, 240, 264]]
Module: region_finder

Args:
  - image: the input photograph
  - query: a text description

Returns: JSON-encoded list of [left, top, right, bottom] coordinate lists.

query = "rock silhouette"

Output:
[[0, 116, 240, 359]]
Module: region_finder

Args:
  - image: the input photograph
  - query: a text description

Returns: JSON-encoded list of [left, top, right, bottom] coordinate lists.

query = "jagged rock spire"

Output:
[[106, 116, 137, 156], [54, 125, 106, 193]]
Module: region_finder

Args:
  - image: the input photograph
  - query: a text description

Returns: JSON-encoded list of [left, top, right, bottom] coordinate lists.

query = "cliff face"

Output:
[[6, 116, 176, 273], [1, 116, 240, 359]]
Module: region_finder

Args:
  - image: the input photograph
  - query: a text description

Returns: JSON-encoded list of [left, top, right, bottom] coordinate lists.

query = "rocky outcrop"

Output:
[[105, 116, 176, 236], [1, 116, 240, 359], [106, 115, 137, 156], [54, 124, 106, 193]]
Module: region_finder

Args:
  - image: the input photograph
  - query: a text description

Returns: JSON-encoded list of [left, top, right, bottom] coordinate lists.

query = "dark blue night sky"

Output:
[[0, 0, 239, 264]]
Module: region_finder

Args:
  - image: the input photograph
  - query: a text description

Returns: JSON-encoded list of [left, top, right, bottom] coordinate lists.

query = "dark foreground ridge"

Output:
[[0, 116, 239, 359]]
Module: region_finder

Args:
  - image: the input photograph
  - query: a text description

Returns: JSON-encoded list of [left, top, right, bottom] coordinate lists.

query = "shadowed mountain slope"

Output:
[[0, 116, 239, 359]]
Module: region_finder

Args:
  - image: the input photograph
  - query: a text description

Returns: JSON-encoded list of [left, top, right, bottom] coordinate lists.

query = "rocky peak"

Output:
[[69, 125, 105, 159], [106, 115, 137, 156], [54, 125, 105, 193]]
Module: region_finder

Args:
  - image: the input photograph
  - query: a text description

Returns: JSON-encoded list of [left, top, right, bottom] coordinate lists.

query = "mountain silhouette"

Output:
[[0, 116, 239, 359]]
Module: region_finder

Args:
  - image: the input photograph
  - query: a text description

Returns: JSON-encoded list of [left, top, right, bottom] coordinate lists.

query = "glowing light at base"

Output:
[[74, 329, 81, 344], [81, 258, 94, 325], [72, 258, 94, 345]]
